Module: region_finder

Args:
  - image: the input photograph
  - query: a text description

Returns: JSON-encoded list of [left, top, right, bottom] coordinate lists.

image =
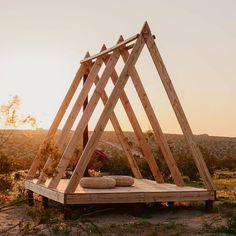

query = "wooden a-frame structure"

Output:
[[25, 22, 216, 205]]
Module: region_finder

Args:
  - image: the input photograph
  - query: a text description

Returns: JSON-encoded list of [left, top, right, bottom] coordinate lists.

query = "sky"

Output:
[[0, 0, 235, 137]]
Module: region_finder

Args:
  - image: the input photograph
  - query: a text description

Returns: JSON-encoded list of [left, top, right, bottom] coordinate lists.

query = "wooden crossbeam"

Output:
[[142, 22, 214, 190], [26, 62, 87, 180], [48, 48, 121, 189], [65, 32, 145, 193], [119, 40, 184, 187], [81, 34, 138, 64], [37, 48, 105, 184]]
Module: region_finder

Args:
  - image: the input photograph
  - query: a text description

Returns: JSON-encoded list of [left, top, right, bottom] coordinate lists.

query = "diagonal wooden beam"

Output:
[[142, 22, 215, 190], [26, 60, 88, 180], [107, 48, 164, 182], [37, 48, 105, 184], [95, 52, 142, 178], [48, 47, 121, 189], [81, 34, 139, 63], [57, 46, 106, 150], [65, 32, 145, 193], [119, 37, 184, 187]]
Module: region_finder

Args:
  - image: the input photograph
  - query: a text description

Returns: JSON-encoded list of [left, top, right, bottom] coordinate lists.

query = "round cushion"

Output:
[[80, 177, 116, 189], [107, 175, 134, 187]]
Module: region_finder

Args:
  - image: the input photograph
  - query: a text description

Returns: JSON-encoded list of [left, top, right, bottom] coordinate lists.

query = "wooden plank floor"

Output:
[[25, 178, 215, 204]]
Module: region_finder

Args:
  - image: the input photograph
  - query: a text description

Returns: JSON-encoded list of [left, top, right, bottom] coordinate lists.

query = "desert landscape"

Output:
[[0, 129, 235, 235], [1, 1, 236, 235]]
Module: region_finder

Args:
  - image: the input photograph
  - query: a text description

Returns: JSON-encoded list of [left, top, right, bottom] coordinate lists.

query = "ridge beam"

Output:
[[81, 34, 139, 64]]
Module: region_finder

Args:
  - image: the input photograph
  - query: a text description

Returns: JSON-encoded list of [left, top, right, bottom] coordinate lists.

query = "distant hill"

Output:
[[1, 129, 235, 166]]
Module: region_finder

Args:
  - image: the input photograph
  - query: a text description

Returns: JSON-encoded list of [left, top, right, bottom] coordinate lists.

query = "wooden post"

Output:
[[42, 196, 49, 209], [65, 33, 145, 193], [205, 200, 213, 212], [142, 22, 215, 191], [83, 74, 89, 149], [83, 73, 89, 177], [120, 40, 184, 187], [27, 190, 34, 207]]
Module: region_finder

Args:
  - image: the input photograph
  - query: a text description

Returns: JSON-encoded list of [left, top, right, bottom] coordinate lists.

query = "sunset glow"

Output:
[[0, 0, 235, 137]]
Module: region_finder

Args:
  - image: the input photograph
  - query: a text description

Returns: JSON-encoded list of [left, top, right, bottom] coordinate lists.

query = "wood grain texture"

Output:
[[94, 53, 142, 178], [120, 42, 184, 187], [81, 34, 138, 63], [108, 59, 164, 183], [25, 179, 215, 205], [142, 22, 214, 190], [65, 34, 145, 193], [48, 49, 121, 189]]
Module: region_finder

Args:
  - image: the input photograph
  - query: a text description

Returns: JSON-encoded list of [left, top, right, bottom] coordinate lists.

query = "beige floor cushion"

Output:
[[107, 175, 134, 187], [80, 177, 116, 189]]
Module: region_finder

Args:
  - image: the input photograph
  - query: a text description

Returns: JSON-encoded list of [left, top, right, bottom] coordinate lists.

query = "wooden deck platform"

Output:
[[25, 178, 215, 205]]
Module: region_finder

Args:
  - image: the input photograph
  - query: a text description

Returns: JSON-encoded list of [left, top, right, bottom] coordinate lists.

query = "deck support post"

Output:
[[42, 196, 49, 209], [168, 201, 175, 208], [27, 190, 34, 207], [205, 200, 213, 212]]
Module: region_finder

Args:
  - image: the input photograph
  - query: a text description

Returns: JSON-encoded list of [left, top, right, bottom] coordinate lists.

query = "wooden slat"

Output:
[[142, 22, 215, 190], [25, 180, 65, 203], [25, 179, 215, 205], [65, 190, 215, 204], [109, 62, 164, 183], [48, 49, 121, 189], [26, 62, 87, 180], [65, 33, 145, 193], [120, 43, 184, 187], [81, 34, 139, 63]]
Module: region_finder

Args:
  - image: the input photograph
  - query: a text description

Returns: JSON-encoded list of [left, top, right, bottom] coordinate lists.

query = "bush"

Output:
[[0, 151, 14, 174], [0, 151, 14, 192], [104, 148, 132, 176], [227, 211, 236, 234], [0, 175, 13, 192]]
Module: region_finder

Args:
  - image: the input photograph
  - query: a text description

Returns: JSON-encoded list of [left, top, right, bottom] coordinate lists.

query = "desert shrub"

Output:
[[227, 210, 236, 234], [175, 153, 199, 180], [136, 158, 153, 179], [0, 175, 13, 192], [52, 223, 71, 235], [0, 151, 14, 174], [104, 149, 132, 175], [206, 210, 236, 234], [0, 151, 14, 192], [216, 158, 236, 170], [174, 145, 217, 181]]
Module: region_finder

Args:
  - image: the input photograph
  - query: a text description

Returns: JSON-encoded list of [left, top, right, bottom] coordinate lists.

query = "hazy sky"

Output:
[[0, 0, 235, 137]]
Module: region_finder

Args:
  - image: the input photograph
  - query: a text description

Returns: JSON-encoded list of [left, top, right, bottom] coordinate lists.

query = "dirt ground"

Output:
[[0, 201, 232, 236]]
